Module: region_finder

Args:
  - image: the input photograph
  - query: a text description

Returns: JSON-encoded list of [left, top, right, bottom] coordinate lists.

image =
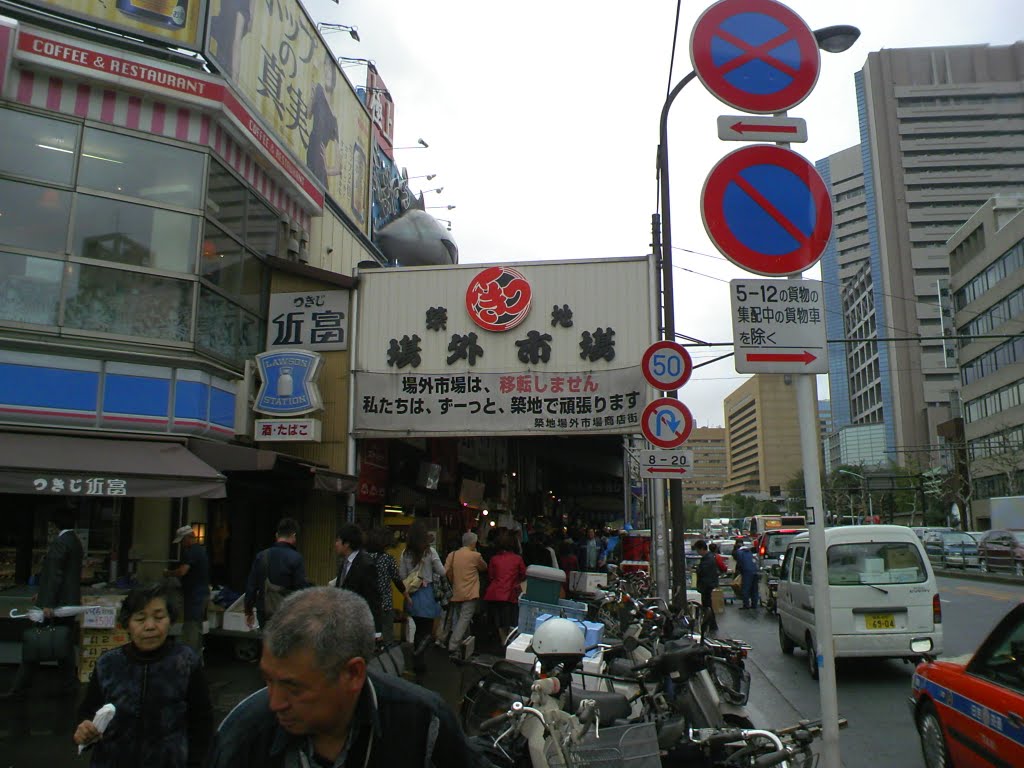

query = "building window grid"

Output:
[[0, 106, 275, 368]]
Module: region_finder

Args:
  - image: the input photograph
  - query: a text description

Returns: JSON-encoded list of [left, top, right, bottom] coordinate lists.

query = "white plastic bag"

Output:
[[78, 703, 116, 754], [405, 615, 415, 643]]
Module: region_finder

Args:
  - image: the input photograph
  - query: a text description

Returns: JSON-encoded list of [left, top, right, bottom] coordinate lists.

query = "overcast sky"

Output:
[[307, 0, 1021, 428]]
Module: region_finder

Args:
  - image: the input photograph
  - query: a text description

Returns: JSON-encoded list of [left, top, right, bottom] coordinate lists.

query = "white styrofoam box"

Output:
[[569, 571, 606, 596], [525, 564, 566, 583], [221, 595, 257, 632], [505, 632, 535, 666]]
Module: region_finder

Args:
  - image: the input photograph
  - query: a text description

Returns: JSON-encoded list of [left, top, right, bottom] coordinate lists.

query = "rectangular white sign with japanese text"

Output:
[[267, 290, 349, 351], [730, 279, 828, 374], [353, 256, 656, 437]]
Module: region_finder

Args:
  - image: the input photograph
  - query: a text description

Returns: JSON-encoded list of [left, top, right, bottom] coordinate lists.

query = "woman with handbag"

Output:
[[398, 521, 445, 685], [73, 582, 213, 767]]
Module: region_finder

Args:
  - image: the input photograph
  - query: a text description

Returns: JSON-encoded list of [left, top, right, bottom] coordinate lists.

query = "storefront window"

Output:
[[73, 194, 198, 274], [79, 128, 205, 209], [246, 193, 280, 256], [0, 178, 72, 253], [206, 161, 246, 237], [63, 263, 192, 340], [0, 251, 63, 326], [196, 286, 262, 364], [0, 108, 79, 185]]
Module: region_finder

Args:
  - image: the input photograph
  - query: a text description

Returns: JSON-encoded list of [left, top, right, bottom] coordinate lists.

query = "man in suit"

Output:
[[334, 524, 382, 634], [5, 507, 83, 700]]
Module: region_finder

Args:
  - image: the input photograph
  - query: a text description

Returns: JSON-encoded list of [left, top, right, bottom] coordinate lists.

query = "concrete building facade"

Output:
[[679, 427, 727, 505], [723, 375, 814, 497], [819, 43, 1024, 468], [948, 196, 1024, 516]]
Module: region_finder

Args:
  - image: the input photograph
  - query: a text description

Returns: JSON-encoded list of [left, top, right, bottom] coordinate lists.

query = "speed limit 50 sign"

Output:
[[642, 341, 692, 391]]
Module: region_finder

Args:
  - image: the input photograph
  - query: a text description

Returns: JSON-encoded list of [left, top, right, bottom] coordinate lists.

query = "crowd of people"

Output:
[[4, 512, 631, 766], [692, 535, 763, 634]]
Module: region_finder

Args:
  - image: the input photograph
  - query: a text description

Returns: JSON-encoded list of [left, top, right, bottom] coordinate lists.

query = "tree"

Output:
[[722, 493, 757, 517]]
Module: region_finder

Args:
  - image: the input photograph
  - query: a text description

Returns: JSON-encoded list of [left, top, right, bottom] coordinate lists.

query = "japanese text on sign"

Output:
[[354, 369, 645, 437], [32, 477, 127, 495], [267, 290, 349, 351], [254, 418, 322, 442], [730, 279, 828, 374]]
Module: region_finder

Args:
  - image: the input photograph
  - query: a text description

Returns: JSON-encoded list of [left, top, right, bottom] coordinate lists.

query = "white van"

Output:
[[777, 525, 943, 678]]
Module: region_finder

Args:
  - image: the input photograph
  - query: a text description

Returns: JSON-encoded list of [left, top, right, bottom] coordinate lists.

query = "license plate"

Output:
[[865, 613, 895, 630]]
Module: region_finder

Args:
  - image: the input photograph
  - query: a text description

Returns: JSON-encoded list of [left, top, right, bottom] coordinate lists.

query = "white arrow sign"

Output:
[[638, 449, 693, 478]]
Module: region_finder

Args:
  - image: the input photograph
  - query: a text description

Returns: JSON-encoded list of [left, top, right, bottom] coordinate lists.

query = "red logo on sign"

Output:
[[466, 267, 532, 332]]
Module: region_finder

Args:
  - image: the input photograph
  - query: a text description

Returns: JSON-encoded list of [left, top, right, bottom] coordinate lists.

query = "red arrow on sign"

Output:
[[730, 121, 799, 135], [646, 467, 688, 475], [745, 351, 817, 365]]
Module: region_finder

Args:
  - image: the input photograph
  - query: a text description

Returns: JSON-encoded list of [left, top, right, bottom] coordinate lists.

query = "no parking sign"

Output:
[[702, 144, 832, 276]]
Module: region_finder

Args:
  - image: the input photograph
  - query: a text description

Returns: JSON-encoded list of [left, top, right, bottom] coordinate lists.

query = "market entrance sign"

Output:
[[702, 144, 832, 276], [690, 0, 820, 114]]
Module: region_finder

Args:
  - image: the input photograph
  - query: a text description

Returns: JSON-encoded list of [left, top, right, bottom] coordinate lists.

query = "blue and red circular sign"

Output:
[[466, 266, 532, 332], [641, 398, 694, 449], [642, 341, 693, 391], [690, 0, 820, 114], [701, 144, 832, 276]]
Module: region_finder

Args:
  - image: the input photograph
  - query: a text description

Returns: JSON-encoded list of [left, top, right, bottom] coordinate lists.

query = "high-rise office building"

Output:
[[724, 375, 812, 497], [819, 43, 1024, 467]]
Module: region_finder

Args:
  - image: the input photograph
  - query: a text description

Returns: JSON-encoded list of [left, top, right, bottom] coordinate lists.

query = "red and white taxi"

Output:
[[911, 602, 1024, 768]]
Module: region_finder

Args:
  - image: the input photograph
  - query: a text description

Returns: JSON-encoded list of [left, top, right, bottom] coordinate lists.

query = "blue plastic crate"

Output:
[[517, 597, 587, 634]]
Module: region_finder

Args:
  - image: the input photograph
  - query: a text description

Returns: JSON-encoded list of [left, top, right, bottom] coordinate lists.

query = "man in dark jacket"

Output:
[[334, 524, 382, 633], [693, 539, 720, 633], [733, 543, 760, 610], [5, 507, 83, 699], [205, 588, 486, 768], [244, 518, 309, 629]]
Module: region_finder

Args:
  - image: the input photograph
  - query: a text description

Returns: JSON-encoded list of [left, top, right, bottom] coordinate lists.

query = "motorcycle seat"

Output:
[[569, 687, 632, 726], [606, 657, 636, 678]]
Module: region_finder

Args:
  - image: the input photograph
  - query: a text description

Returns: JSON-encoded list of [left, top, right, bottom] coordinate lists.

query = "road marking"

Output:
[[947, 583, 1013, 600]]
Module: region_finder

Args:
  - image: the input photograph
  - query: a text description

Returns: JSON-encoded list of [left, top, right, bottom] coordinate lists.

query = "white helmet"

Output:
[[532, 618, 586, 658]]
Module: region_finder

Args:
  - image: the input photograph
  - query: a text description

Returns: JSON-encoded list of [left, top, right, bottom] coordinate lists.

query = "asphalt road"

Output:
[[717, 574, 1022, 768]]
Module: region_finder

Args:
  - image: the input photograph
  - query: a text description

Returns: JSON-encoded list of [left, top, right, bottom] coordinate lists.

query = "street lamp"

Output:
[[837, 469, 873, 523], [395, 138, 429, 149], [427, 204, 455, 210], [420, 187, 444, 195], [656, 23, 861, 589], [406, 174, 436, 181], [317, 23, 360, 42]]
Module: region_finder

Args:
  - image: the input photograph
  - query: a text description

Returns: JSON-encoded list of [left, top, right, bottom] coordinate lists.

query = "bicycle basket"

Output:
[[545, 722, 661, 768]]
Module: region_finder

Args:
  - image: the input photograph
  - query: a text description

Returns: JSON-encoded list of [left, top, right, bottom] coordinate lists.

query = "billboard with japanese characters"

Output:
[[18, 0, 207, 50], [353, 256, 657, 437], [204, 0, 372, 229]]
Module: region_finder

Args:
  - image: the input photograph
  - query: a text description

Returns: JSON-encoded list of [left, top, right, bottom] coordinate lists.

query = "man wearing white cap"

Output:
[[165, 525, 210, 658]]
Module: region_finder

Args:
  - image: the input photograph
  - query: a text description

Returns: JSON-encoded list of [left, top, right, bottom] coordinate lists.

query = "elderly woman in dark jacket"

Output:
[[73, 582, 212, 767]]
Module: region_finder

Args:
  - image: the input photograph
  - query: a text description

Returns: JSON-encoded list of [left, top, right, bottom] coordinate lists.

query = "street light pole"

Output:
[[656, 70, 697, 593]]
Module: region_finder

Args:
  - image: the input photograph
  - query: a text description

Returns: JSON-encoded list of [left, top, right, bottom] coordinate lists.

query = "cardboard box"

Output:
[[711, 588, 725, 614]]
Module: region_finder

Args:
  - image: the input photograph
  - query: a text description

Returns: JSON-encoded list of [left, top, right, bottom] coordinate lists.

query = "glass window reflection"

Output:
[[0, 179, 72, 254], [201, 221, 244, 296], [197, 287, 261, 364], [74, 195, 198, 274], [63, 263, 192, 340], [246, 193, 279, 256], [0, 251, 63, 326], [79, 129, 204, 208], [206, 161, 246, 236], [0, 109, 78, 185]]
